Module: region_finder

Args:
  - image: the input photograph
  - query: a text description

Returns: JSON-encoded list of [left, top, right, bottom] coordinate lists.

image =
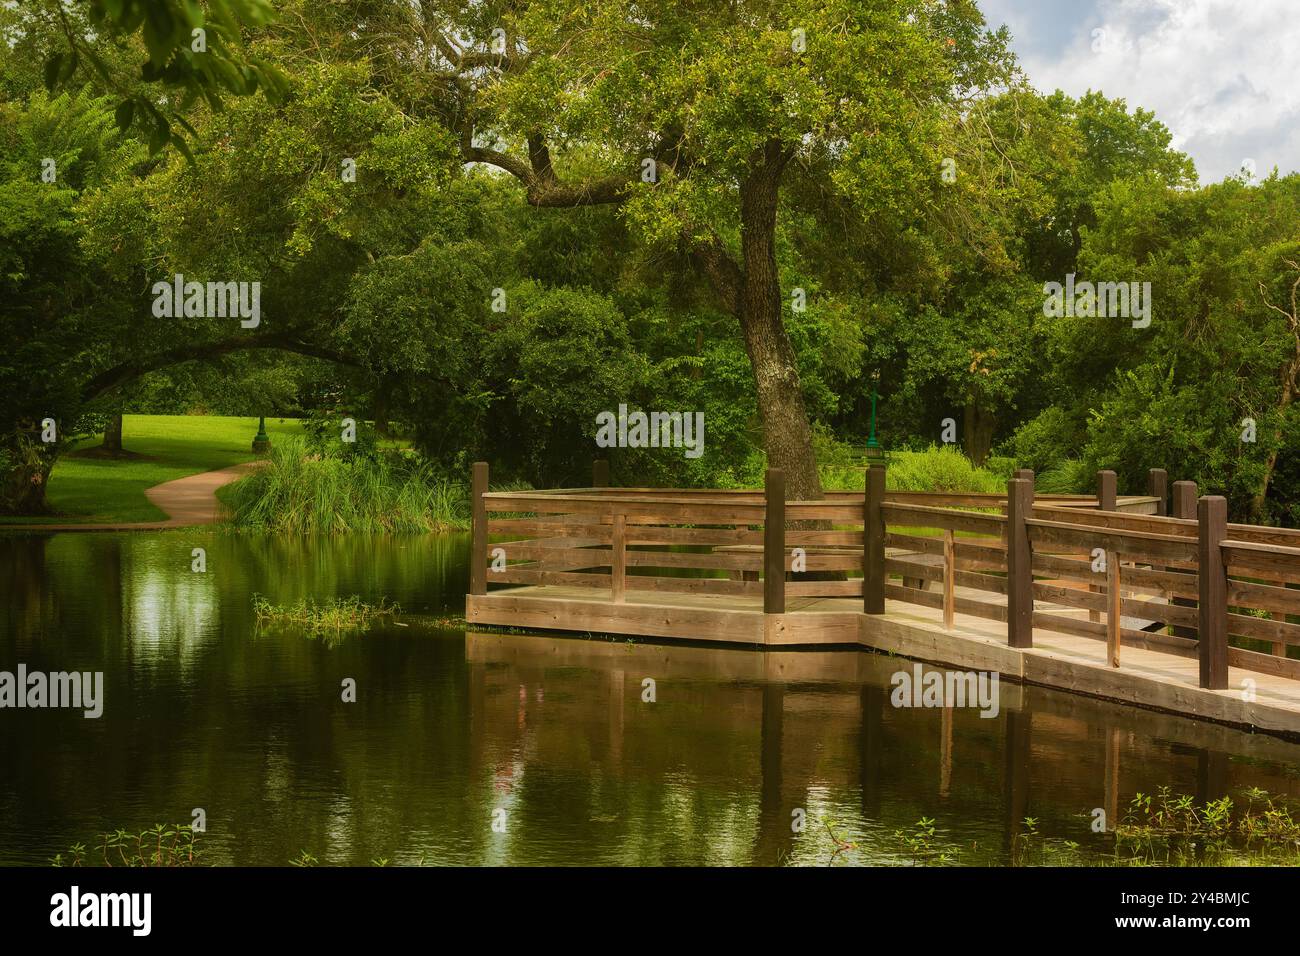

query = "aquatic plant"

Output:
[[1114, 786, 1300, 865], [50, 824, 201, 867], [252, 594, 400, 635], [871, 788, 1300, 867]]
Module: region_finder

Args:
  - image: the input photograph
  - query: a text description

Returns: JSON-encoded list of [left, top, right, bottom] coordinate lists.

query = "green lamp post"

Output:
[[252, 416, 271, 455], [865, 371, 887, 465]]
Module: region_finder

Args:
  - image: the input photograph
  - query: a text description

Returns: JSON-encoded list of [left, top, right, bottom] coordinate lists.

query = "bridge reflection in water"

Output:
[[464, 631, 1300, 865]]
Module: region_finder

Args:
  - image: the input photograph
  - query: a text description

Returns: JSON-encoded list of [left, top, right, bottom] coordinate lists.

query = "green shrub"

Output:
[[999, 406, 1086, 474], [818, 443, 1004, 494], [884, 446, 1004, 494]]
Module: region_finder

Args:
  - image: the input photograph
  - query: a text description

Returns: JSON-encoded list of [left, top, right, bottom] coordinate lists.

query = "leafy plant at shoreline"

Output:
[[252, 594, 399, 635], [1114, 786, 1300, 865], [222, 439, 467, 534], [875, 788, 1300, 867], [51, 824, 200, 867], [894, 817, 951, 866]]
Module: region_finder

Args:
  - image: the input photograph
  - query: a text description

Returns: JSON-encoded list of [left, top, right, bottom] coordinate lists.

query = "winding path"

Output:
[[7, 461, 260, 532]]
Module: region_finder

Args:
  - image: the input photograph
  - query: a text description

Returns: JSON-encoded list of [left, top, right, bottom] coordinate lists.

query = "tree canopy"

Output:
[[2, 0, 1299, 523]]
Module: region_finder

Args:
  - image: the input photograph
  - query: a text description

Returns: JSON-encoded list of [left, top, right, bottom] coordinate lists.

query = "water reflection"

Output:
[[0, 530, 1298, 866]]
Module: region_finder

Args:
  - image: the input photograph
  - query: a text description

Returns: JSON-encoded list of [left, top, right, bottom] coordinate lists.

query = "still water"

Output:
[[2, 530, 1300, 866]]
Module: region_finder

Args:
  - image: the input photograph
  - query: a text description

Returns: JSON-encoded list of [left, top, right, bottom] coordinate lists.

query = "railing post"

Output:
[[470, 461, 489, 596], [864, 464, 886, 614], [592, 458, 610, 488], [1148, 468, 1168, 516], [611, 513, 626, 603], [1005, 470, 1032, 546], [942, 529, 955, 630], [1089, 470, 1119, 623], [1096, 470, 1117, 511], [1007, 477, 1033, 648], [1170, 480, 1198, 638], [1106, 549, 1121, 667], [1197, 495, 1229, 690], [764, 469, 785, 614]]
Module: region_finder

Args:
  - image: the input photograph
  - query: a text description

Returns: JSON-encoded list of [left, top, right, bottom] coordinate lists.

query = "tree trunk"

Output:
[[737, 142, 823, 501], [0, 436, 54, 515], [373, 383, 392, 440], [963, 404, 996, 468], [102, 413, 124, 456]]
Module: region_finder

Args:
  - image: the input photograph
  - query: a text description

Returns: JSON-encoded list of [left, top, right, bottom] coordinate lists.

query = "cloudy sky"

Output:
[[978, 0, 1300, 183]]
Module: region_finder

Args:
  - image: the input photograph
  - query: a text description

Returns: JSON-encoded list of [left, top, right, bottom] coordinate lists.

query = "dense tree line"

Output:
[[2, 1, 1298, 522]]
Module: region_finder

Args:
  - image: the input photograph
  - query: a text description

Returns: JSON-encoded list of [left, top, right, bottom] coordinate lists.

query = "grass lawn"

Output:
[[0, 415, 304, 525]]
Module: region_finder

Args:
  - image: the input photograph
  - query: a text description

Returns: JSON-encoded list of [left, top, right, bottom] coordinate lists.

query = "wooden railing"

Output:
[[469, 461, 1300, 687]]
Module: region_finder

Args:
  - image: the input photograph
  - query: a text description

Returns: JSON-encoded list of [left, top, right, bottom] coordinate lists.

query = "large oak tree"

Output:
[[368, 0, 1017, 499]]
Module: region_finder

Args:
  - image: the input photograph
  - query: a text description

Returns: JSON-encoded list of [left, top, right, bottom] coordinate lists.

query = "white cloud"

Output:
[[980, 0, 1300, 182]]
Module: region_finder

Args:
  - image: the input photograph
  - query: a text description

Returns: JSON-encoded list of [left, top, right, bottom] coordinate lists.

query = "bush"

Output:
[[885, 446, 1004, 494], [999, 406, 1086, 474], [819, 443, 1004, 494], [222, 438, 467, 533]]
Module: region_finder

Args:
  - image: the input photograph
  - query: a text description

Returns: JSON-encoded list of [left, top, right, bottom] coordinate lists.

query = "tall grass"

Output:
[[221, 438, 468, 533]]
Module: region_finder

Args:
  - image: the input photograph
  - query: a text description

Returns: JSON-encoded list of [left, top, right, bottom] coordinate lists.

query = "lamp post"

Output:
[[865, 371, 887, 465], [252, 416, 271, 455]]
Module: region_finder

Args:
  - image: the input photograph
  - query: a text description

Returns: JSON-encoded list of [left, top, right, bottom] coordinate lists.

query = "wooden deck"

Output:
[[466, 583, 1300, 738], [465, 463, 1300, 739]]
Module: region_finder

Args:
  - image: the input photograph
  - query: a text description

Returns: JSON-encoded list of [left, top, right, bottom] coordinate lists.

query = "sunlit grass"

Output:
[[1, 414, 304, 524]]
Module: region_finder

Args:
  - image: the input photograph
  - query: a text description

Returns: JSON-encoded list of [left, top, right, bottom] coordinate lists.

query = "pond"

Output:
[[2, 530, 1300, 866]]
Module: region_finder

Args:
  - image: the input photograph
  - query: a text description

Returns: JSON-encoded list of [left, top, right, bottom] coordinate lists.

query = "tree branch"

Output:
[[689, 228, 744, 317], [81, 331, 362, 404]]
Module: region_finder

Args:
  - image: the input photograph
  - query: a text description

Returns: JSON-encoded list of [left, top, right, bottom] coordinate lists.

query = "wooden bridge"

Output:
[[465, 463, 1300, 737]]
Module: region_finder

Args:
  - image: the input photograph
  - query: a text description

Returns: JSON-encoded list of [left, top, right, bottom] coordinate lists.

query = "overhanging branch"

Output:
[[81, 331, 363, 404]]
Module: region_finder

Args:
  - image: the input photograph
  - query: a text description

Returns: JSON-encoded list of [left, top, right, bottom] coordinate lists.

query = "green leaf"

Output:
[[170, 132, 196, 165], [43, 53, 64, 92], [114, 99, 135, 133], [60, 50, 79, 84], [148, 119, 171, 155]]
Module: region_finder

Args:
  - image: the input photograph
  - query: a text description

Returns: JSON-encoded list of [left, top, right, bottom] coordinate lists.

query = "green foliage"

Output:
[[3, 1, 1300, 523], [484, 282, 652, 486], [1115, 787, 1300, 866], [222, 438, 467, 534], [40, 0, 288, 157], [884, 446, 1005, 494], [0, 87, 141, 511], [1001, 407, 1087, 474]]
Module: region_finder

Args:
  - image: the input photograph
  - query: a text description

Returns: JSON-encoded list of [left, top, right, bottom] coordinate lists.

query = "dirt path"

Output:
[[5, 461, 260, 532]]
